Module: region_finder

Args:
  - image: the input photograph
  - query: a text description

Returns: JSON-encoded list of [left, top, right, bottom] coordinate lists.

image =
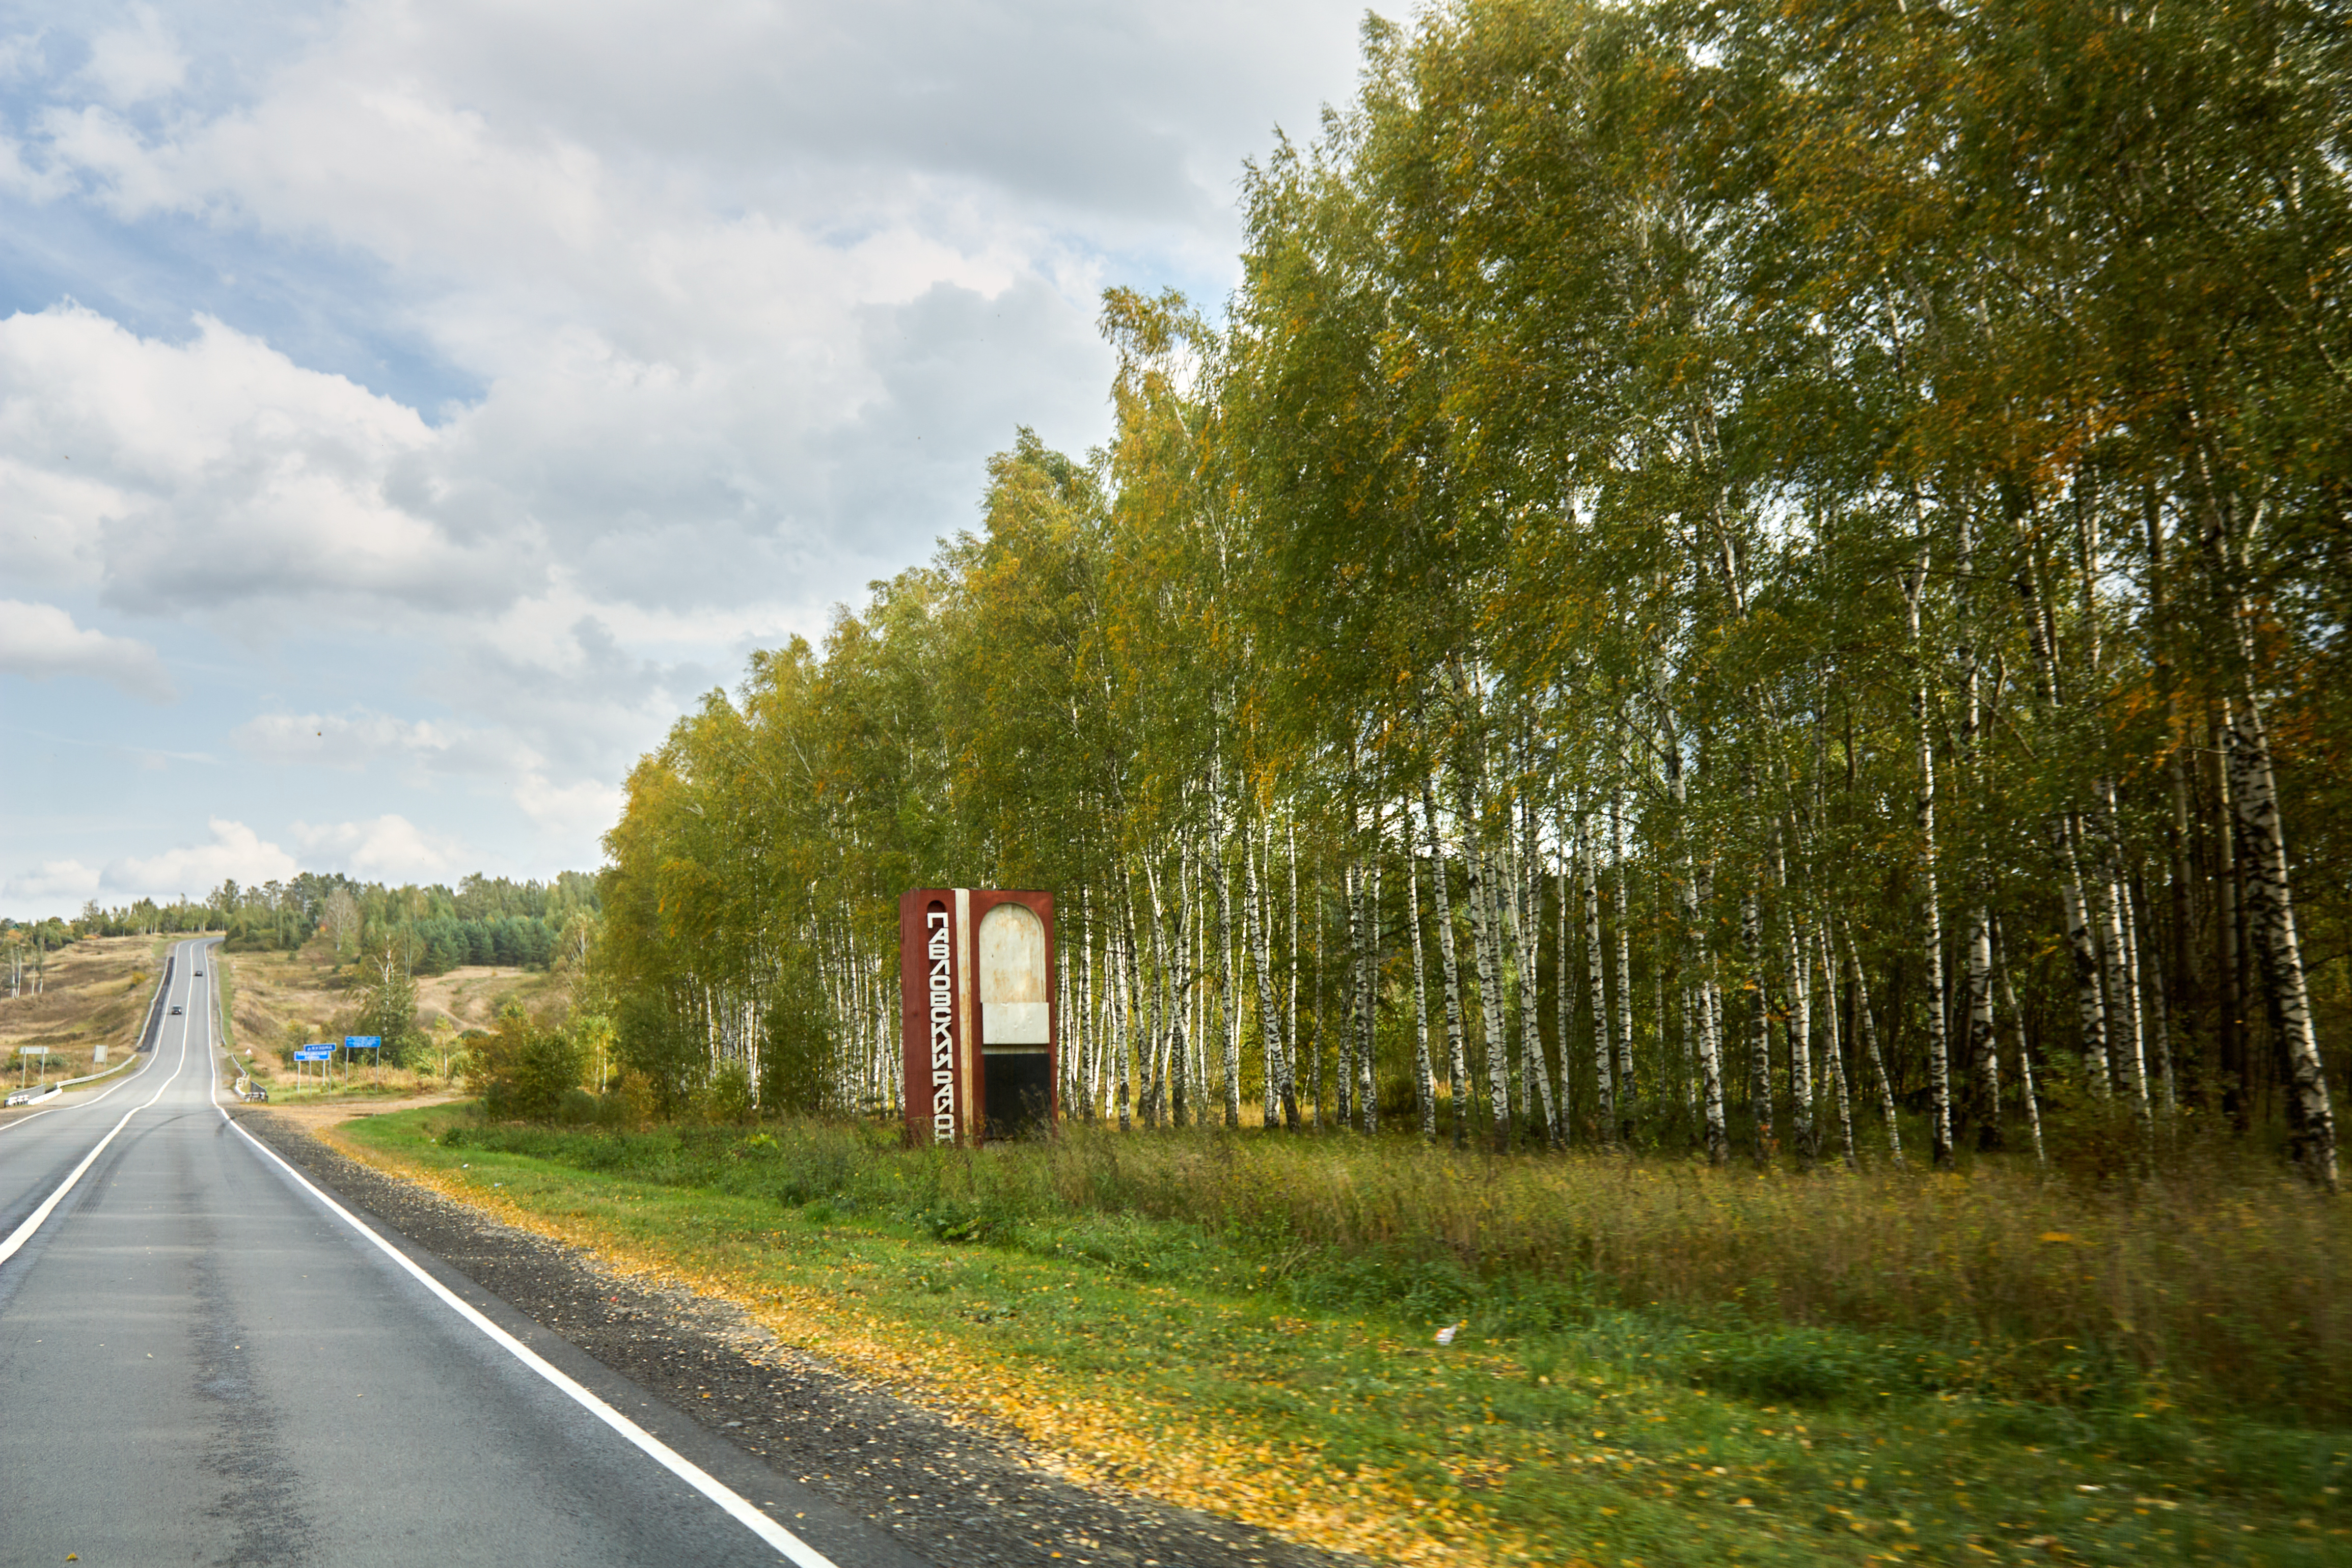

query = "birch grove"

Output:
[[596, 0, 2349, 1186]]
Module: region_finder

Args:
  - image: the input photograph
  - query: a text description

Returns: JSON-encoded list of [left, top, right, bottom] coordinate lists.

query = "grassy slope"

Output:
[[329, 1109, 2350, 1566], [0, 935, 168, 1080], [221, 941, 556, 1094]]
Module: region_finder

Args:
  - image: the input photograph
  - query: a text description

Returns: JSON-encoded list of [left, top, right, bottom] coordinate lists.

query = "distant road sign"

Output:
[[18, 1046, 54, 1056], [344, 1035, 383, 1051], [293, 1047, 333, 1062]]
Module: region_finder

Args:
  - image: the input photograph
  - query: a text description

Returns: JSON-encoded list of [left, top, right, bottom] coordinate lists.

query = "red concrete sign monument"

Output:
[[897, 889, 1057, 1145]]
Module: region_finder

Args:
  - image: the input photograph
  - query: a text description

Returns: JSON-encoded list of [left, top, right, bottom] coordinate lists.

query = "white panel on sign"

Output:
[[977, 903, 1047, 1004], [983, 1002, 1050, 1046]]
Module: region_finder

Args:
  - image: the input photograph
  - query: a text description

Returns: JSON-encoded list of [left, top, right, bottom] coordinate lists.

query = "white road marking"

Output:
[[211, 1032, 834, 1567], [0, 940, 195, 1137], [0, 989, 192, 1268]]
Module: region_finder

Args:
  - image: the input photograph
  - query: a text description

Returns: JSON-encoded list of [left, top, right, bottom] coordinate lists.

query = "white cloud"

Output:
[[79, 7, 187, 106], [0, 598, 174, 699], [514, 776, 626, 841], [2, 858, 101, 904], [0, 305, 507, 614], [103, 818, 297, 898], [290, 814, 467, 880], [0, 0, 1372, 912], [233, 707, 535, 778]]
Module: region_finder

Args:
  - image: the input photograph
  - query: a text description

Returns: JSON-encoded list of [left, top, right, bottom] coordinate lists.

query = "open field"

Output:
[[0, 935, 168, 1084], [214, 942, 554, 1084], [327, 1109, 2352, 1566]]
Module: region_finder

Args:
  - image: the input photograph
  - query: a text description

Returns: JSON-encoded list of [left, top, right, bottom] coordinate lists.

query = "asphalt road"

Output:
[[0, 938, 922, 1567]]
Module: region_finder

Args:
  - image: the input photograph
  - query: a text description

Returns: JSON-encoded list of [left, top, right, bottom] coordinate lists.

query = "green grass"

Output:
[[339, 1108, 2352, 1565]]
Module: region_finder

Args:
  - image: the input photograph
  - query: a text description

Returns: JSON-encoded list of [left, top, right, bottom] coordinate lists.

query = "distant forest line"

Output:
[[21, 869, 600, 981]]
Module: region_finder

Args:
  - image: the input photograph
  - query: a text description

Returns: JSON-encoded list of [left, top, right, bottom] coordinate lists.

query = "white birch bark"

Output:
[[1556, 843, 1574, 1138], [1611, 792, 1637, 1142], [1287, 821, 1303, 1126], [1784, 910, 1816, 1163], [1246, 829, 1292, 1130], [1582, 816, 1613, 1139], [1454, 778, 1509, 1146], [1845, 928, 1905, 1168], [1210, 764, 1240, 1127], [1905, 537, 1954, 1166], [1339, 862, 1361, 1131], [1509, 796, 1559, 1146], [2109, 854, 2150, 1124], [1739, 890, 1773, 1163], [2090, 804, 2150, 1123], [1699, 969, 1729, 1165], [1408, 848, 1437, 1140], [1421, 784, 1471, 1149], [1817, 928, 1856, 1169], [2138, 872, 2178, 1116], [2225, 691, 2340, 1187], [1993, 926, 2045, 1167], [1962, 912, 2001, 1151], [2055, 820, 2115, 1095], [1359, 859, 1382, 1135]]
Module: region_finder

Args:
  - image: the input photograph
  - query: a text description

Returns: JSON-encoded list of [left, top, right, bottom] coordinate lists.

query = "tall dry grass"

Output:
[[968, 1126, 2352, 1418], [452, 1105, 2352, 1420]]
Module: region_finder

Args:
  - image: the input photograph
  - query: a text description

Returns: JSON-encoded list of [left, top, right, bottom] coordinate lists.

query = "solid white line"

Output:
[[0, 942, 199, 1139], [0, 996, 192, 1268], [212, 1060, 835, 1567]]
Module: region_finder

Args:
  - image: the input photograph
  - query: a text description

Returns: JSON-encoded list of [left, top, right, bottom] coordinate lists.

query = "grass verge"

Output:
[[332, 1110, 2351, 1566]]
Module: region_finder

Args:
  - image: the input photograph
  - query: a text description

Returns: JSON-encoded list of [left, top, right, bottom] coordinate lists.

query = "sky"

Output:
[[0, 0, 1375, 917]]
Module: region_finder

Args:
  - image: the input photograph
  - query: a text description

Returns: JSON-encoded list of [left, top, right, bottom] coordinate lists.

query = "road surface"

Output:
[[0, 938, 920, 1567]]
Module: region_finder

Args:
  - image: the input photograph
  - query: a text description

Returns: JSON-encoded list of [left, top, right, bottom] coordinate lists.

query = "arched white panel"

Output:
[[978, 902, 1048, 1044]]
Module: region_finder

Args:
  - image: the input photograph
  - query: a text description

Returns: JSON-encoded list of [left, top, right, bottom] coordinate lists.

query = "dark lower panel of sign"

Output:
[[983, 1051, 1052, 1141]]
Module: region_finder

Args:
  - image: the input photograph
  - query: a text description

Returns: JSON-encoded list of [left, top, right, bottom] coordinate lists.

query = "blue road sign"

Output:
[[294, 1046, 333, 1061], [344, 1035, 384, 1051]]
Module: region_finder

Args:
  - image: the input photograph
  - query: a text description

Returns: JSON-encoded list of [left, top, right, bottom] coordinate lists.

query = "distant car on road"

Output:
[[170, 1005, 184, 1015], [194, 970, 204, 977]]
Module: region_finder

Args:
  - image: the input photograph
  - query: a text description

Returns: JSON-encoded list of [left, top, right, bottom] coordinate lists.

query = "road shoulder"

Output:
[[226, 1105, 1353, 1568]]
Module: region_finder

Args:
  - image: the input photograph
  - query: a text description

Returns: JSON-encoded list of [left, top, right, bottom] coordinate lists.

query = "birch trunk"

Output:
[[2111, 853, 2151, 1125], [1287, 822, 1302, 1128], [1582, 817, 1614, 1140], [1961, 911, 2001, 1151], [1611, 793, 1637, 1142], [1421, 784, 1471, 1149], [1246, 830, 1290, 1130], [1338, 862, 1361, 1131], [1556, 845, 1574, 1140], [1845, 929, 1905, 1168], [1817, 928, 1856, 1169], [2055, 820, 2114, 1095], [1359, 860, 1382, 1135], [2225, 691, 2340, 1187], [1906, 540, 1954, 1167], [2137, 870, 2178, 1116], [1455, 783, 1509, 1147], [1508, 799, 1559, 1147], [1739, 890, 1773, 1164], [1784, 911, 1816, 1163], [1698, 968, 1729, 1165], [1310, 872, 1325, 1131], [1994, 924, 2046, 1167], [2090, 797, 2150, 1124], [1210, 768, 1240, 1127], [1408, 848, 1437, 1140]]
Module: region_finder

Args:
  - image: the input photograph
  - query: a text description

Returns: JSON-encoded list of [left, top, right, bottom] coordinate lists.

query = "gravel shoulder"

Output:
[[228, 1105, 1364, 1568]]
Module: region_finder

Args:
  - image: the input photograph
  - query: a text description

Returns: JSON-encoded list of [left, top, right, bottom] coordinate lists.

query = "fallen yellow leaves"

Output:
[[322, 1127, 1526, 1567]]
